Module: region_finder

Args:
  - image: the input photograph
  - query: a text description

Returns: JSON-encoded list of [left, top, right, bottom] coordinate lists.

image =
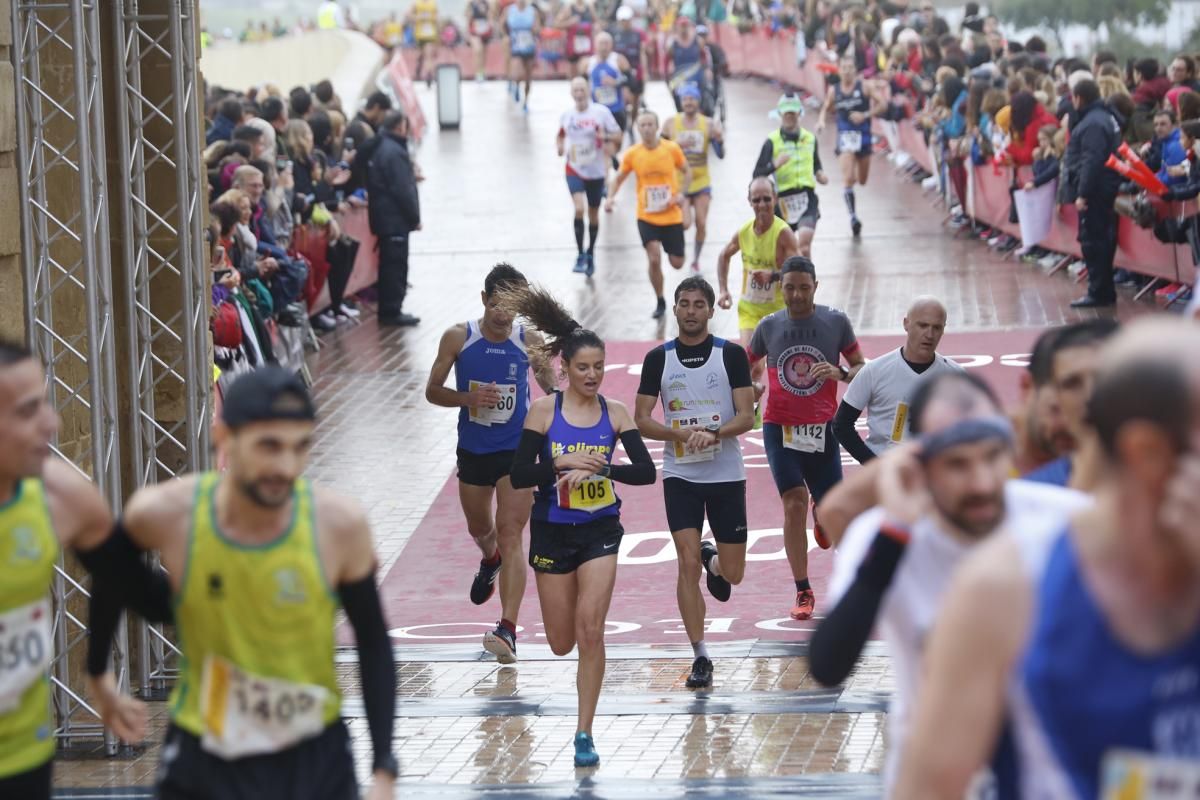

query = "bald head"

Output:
[[903, 295, 948, 364], [748, 177, 776, 219]]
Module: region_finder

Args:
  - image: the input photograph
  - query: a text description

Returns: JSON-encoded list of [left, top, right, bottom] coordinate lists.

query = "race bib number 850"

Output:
[[0, 597, 51, 714]]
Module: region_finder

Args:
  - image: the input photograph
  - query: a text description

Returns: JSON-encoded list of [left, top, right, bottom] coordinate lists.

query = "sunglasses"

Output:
[[750, 195, 775, 204]]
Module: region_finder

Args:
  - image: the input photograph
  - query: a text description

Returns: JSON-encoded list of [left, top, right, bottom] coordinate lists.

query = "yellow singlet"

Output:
[[736, 215, 790, 331], [169, 473, 341, 751], [0, 479, 59, 778], [413, 0, 440, 42], [672, 113, 711, 195]]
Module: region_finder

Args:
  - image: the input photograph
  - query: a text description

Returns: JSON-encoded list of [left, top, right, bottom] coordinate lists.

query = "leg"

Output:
[[707, 480, 748, 586], [0, 761, 52, 800], [796, 225, 815, 258], [780, 485, 811, 582], [645, 239, 665, 299], [376, 235, 408, 319], [493, 477, 532, 625], [458, 482, 499, 559], [572, 192, 587, 254], [535, 570, 579, 656], [472, 36, 485, 77], [681, 195, 695, 230], [574, 554, 619, 734], [665, 223, 687, 270], [587, 203, 601, 254], [672, 528, 706, 642], [691, 192, 711, 265], [856, 153, 872, 186]]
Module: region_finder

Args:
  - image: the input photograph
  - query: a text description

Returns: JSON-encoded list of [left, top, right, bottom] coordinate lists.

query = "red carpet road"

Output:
[[378, 330, 1038, 645]]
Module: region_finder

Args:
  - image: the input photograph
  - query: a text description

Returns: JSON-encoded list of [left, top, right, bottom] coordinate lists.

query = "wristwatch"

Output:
[[704, 423, 721, 436], [373, 753, 399, 779]]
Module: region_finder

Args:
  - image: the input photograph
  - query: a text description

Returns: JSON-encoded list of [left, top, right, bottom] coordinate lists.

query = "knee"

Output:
[[722, 559, 746, 585], [782, 491, 810, 516], [546, 627, 576, 656], [677, 552, 702, 582], [495, 524, 524, 551], [576, 617, 606, 651]]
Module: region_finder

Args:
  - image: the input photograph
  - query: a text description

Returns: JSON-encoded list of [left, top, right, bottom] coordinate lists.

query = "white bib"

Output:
[[838, 130, 863, 153], [512, 29, 535, 51], [668, 411, 721, 464], [644, 184, 671, 213], [568, 140, 598, 167], [470, 18, 492, 36], [676, 129, 704, 155], [1101, 749, 1200, 799], [782, 423, 827, 453], [594, 84, 618, 107], [468, 381, 517, 426], [0, 597, 52, 714], [199, 655, 331, 760], [573, 33, 592, 52], [417, 21, 437, 39], [744, 269, 777, 304], [780, 192, 810, 225]]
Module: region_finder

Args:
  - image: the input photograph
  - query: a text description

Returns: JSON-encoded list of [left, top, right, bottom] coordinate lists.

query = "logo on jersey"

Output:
[[9, 527, 42, 564], [508, 362, 519, 380], [208, 573, 224, 599], [705, 372, 720, 390], [777, 344, 826, 397], [273, 568, 308, 605]]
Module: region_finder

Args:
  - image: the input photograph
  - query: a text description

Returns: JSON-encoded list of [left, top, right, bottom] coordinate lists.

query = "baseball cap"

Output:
[[616, 5, 634, 20], [221, 366, 317, 429], [775, 93, 803, 116], [677, 83, 702, 99]]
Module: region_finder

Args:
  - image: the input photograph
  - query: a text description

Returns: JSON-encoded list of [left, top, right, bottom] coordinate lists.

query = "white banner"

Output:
[[1015, 180, 1057, 249]]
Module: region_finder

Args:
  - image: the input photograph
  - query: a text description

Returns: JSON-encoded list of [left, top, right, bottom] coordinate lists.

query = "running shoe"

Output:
[[790, 589, 816, 621], [483, 624, 517, 664], [689, 260, 701, 273], [573, 253, 588, 274], [812, 514, 831, 550], [700, 540, 731, 602], [574, 731, 600, 767], [652, 297, 667, 318], [469, 555, 502, 605], [851, 217, 862, 238], [584, 252, 595, 277], [685, 656, 714, 688]]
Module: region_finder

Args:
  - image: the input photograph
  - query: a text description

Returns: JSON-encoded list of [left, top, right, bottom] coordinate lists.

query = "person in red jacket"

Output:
[[1004, 91, 1059, 167]]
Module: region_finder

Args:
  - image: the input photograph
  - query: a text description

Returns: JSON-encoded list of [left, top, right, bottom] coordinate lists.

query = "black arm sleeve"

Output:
[[752, 138, 776, 177], [809, 532, 907, 687], [636, 347, 666, 397], [609, 429, 657, 485], [833, 401, 876, 465], [509, 428, 556, 489], [722, 342, 753, 389], [86, 579, 122, 676], [339, 573, 396, 774], [813, 141, 824, 174]]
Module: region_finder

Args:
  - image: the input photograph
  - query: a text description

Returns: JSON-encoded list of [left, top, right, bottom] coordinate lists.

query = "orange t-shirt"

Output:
[[620, 140, 687, 226]]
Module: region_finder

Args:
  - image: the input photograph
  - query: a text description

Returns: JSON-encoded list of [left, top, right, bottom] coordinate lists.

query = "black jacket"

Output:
[[366, 132, 420, 238], [1065, 100, 1122, 202]]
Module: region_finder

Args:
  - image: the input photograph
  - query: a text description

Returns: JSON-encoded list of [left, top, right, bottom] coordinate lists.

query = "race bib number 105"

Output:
[[558, 475, 616, 512]]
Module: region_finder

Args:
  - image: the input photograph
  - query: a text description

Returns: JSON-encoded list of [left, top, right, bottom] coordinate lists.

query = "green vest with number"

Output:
[[768, 128, 816, 193]]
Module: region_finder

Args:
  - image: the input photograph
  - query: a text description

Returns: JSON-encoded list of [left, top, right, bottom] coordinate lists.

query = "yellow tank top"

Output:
[[672, 114, 710, 194], [0, 479, 59, 778], [169, 473, 340, 740], [413, 0, 440, 41], [737, 216, 790, 311]]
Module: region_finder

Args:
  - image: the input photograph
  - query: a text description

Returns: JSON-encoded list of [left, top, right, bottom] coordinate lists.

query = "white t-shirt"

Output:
[[841, 348, 964, 455], [559, 103, 620, 181], [828, 479, 1091, 791]]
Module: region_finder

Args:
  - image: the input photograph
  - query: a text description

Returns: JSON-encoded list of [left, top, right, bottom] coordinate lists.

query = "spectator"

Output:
[[244, 117, 277, 160], [231, 124, 268, 160], [313, 79, 342, 112], [286, 119, 335, 214], [366, 110, 421, 327], [289, 85, 313, 118], [1179, 90, 1200, 123], [1022, 125, 1063, 190], [350, 91, 393, 140], [1168, 54, 1200, 94], [1064, 78, 1122, 308], [1004, 91, 1057, 166], [307, 109, 335, 158], [1091, 49, 1118, 76], [261, 96, 291, 159], [1143, 108, 1188, 187], [1131, 58, 1171, 111], [207, 96, 243, 145]]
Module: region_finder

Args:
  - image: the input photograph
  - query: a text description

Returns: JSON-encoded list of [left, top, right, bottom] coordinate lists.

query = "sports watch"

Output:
[[704, 423, 721, 435]]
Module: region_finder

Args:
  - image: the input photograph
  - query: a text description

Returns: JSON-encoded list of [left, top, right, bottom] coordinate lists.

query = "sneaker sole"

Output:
[[483, 631, 517, 664], [685, 675, 713, 688], [574, 755, 600, 767], [790, 608, 814, 621]]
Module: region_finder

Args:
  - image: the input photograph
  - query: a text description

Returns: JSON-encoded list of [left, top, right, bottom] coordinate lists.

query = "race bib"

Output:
[[558, 475, 616, 512], [780, 192, 810, 225], [594, 85, 618, 107], [668, 412, 721, 464], [676, 130, 704, 155], [470, 18, 492, 36], [782, 423, 827, 453], [568, 140, 598, 167], [0, 598, 52, 714], [199, 655, 330, 760], [838, 130, 863, 153], [1101, 749, 1200, 799], [417, 22, 437, 39], [468, 381, 518, 426], [573, 34, 593, 53], [512, 29, 535, 52], [890, 402, 909, 442], [644, 184, 672, 213], [744, 269, 777, 304]]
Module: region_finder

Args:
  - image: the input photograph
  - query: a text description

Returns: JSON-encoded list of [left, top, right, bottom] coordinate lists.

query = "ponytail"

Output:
[[495, 284, 605, 363]]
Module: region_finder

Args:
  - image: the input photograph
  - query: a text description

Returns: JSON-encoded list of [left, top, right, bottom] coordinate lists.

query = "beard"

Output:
[[941, 492, 1006, 539], [237, 477, 293, 508]]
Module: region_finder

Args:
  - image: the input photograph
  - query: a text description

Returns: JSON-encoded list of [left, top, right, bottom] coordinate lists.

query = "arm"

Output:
[[716, 231, 740, 308], [425, 325, 498, 409], [633, 347, 682, 443], [814, 458, 881, 547], [606, 166, 633, 209], [524, 330, 558, 394], [775, 225, 800, 263], [752, 138, 776, 177], [833, 400, 876, 465], [607, 401, 657, 485], [1073, 125, 1108, 199], [396, 152, 421, 228], [1031, 159, 1059, 188], [817, 90, 834, 131]]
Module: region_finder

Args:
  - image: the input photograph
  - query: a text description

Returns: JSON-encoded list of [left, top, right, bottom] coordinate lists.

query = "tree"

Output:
[[997, 0, 1171, 45]]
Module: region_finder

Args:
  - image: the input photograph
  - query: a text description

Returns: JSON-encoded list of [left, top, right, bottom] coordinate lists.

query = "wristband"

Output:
[[878, 522, 911, 544], [599, 464, 611, 478]]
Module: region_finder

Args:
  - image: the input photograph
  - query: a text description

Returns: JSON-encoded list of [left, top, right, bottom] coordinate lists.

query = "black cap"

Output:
[[221, 367, 316, 429]]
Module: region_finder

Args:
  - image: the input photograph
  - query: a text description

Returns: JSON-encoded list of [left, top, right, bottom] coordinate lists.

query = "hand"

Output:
[[466, 382, 503, 409], [218, 270, 240, 289], [807, 362, 842, 382], [1075, 197, 1088, 211], [717, 290, 732, 309], [849, 111, 865, 125], [1168, 163, 1189, 177], [348, 195, 368, 208], [86, 673, 148, 744], [752, 381, 765, 402], [557, 143, 565, 157], [1161, 448, 1200, 551], [328, 166, 352, 186], [750, 269, 774, 287], [1023, 182, 1034, 191], [816, 170, 829, 185], [671, 192, 684, 208], [556, 467, 599, 490], [414, 163, 426, 183], [365, 773, 396, 800], [815, 118, 826, 133], [602, 74, 618, 86], [773, 151, 792, 169], [279, 168, 295, 191], [604, 198, 614, 213], [554, 450, 607, 473], [876, 442, 930, 528], [258, 257, 279, 276], [683, 428, 718, 453], [343, 148, 356, 165]]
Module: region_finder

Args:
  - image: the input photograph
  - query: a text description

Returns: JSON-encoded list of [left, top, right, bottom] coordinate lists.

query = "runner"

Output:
[[556, 0, 596, 73], [424, 265, 556, 663], [833, 296, 963, 464], [665, 16, 711, 114], [752, 93, 828, 256], [715, 176, 800, 400], [612, 6, 649, 140], [662, 84, 724, 272], [896, 319, 1200, 800], [810, 370, 1089, 794], [817, 53, 884, 238], [634, 277, 755, 688], [747, 256, 865, 619], [0, 341, 166, 800], [505, 0, 540, 111], [585, 32, 631, 134], [466, 0, 495, 82], [85, 367, 398, 799], [559, 77, 623, 276], [503, 286, 656, 768], [409, 0, 441, 85], [607, 109, 692, 318]]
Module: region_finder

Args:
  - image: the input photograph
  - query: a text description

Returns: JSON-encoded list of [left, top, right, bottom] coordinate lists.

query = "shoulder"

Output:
[[311, 483, 371, 544], [818, 304, 852, 323], [604, 397, 633, 424], [528, 394, 557, 418], [42, 459, 110, 546], [642, 342, 667, 359], [441, 322, 470, 344], [1005, 479, 1091, 518], [124, 474, 204, 541]]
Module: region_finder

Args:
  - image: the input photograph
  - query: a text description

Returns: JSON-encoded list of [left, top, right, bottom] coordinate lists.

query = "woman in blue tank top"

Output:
[[506, 286, 656, 769]]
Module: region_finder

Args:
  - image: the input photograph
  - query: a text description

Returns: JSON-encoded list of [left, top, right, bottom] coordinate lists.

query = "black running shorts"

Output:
[[637, 220, 686, 258], [663, 477, 749, 544], [0, 760, 51, 800], [529, 515, 623, 574], [156, 721, 357, 800], [457, 448, 516, 487]]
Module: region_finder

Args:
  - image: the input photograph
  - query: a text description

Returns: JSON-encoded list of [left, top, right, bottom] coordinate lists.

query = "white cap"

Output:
[[616, 5, 634, 20]]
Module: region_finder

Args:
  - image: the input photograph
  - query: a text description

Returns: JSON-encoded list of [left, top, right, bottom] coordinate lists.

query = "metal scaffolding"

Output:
[[12, 0, 129, 750], [111, 0, 210, 695]]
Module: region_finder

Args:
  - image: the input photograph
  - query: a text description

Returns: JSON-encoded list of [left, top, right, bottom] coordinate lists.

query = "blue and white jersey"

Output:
[[455, 321, 531, 454], [506, 4, 537, 55], [587, 53, 624, 114], [1007, 522, 1200, 799]]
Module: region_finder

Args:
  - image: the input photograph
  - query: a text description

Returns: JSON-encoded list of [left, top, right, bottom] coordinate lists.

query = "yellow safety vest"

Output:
[[767, 128, 817, 193]]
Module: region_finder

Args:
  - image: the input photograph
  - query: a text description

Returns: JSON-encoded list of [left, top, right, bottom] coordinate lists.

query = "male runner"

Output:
[[833, 297, 963, 464], [612, 6, 649, 139], [425, 264, 555, 662], [662, 84, 724, 272], [896, 319, 1200, 799], [86, 367, 397, 799], [585, 33, 631, 133], [811, 370, 1088, 794], [634, 277, 755, 688], [0, 341, 164, 799], [748, 256, 864, 619], [753, 93, 828, 256], [607, 109, 692, 318], [558, 78, 623, 276], [817, 54, 883, 238], [505, 0, 540, 111], [716, 177, 800, 403]]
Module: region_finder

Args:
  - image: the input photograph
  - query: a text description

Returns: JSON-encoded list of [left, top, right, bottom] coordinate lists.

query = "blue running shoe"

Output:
[[574, 731, 599, 767], [572, 253, 588, 274], [584, 252, 595, 277]]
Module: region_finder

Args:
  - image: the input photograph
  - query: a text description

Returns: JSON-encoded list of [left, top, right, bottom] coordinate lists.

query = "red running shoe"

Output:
[[790, 589, 816, 621]]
